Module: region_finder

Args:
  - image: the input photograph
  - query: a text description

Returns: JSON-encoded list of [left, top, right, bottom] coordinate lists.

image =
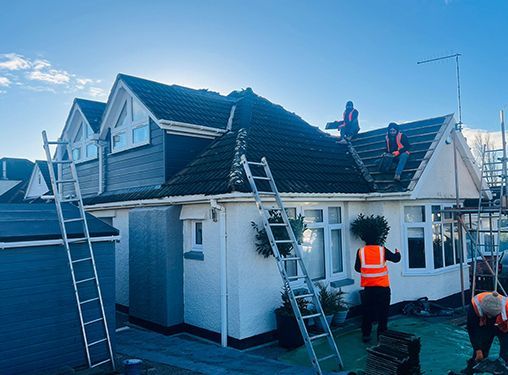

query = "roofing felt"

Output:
[[118, 74, 236, 130], [75, 98, 106, 133], [0, 204, 118, 242], [350, 115, 453, 192]]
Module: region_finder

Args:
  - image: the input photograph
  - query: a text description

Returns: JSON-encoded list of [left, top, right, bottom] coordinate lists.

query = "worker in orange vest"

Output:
[[325, 101, 360, 143], [353, 217, 401, 343], [467, 291, 508, 366], [383, 122, 411, 181]]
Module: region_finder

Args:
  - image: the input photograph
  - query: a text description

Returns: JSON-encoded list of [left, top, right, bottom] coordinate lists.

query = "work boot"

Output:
[[394, 174, 401, 182]]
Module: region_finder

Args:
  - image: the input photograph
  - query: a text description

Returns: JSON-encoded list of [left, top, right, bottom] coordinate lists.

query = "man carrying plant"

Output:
[[352, 214, 401, 343]]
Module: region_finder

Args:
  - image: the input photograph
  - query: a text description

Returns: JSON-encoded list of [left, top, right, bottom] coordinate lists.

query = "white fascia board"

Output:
[[410, 114, 455, 199], [0, 235, 120, 250], [84, 191, 412, 211], [160, 120, 226, 139], [99, 79, 158, 139]]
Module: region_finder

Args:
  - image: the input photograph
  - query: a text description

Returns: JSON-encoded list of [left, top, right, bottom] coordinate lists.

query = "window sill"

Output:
[[330, 278, 355, 288], [402, 264, 468, 276], [109, 141, 151, 155], [184, 250, 204, 261]]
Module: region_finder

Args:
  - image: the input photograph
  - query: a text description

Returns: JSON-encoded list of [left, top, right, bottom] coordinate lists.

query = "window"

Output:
[[192, 221, 203, 251], [404, 204, 465, 273], [70, 120, 98, 162], [111, 97, 150, 152], [290, 206, 345, 282]]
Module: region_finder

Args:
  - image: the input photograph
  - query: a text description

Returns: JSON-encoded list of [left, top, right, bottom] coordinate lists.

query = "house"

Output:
[[51, 74, 482, 348], [0, 157, 34, 203], [24, 160, 55, 201]]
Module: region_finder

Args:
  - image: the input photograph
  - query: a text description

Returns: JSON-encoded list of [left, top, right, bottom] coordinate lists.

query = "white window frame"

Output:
[[191, 220, 204, 252], [111, 96, 150, 153], [402, 203, 465, 275], [70, 120, 98, 163], [286, 205, 347, 283]]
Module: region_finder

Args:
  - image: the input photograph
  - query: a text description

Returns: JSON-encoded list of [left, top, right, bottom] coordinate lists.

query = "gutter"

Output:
[[211, 199, 228, 347], [0, 235, 120, 250], [159, 120, 226, 139], [85, 191, 413, 211]]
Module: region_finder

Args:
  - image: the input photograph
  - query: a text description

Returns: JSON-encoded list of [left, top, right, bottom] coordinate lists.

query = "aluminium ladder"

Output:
[[42, 131, 115, 370], [241, 155, 343, 375]]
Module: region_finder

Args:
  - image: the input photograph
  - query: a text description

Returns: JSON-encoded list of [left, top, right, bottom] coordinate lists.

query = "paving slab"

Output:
[[116, 327, 323, 375]]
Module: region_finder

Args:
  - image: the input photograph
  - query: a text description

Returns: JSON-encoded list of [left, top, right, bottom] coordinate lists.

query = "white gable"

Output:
[[24, 164, 50, 200]]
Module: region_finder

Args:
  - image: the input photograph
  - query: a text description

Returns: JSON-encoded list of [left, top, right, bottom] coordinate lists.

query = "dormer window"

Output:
[[111, 97, 150, 152], [71, 121, 97, 162]]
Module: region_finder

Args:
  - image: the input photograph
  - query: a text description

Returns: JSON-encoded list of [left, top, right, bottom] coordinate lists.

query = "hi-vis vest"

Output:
[[359, 245, 390, 287], [343, 109, 355, 123], [472, 292, 508, 332], [385, 132, 410, 154]]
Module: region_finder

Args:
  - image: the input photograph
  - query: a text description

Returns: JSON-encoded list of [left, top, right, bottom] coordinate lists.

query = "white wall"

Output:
[[415, 135, 479, 199], [25, 166, 50, 199]]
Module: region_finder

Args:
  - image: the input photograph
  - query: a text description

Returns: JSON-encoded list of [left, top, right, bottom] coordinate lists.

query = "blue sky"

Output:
[[1, 0, 507, 161]]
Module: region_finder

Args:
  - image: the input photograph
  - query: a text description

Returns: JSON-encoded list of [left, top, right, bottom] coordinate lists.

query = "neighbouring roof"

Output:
[[0, 204, 118, 242], [0, 158, 34, 203], [35, 160, 55, 195], [118, 74, 236, 130], [75, 98, 106, 133], [84, 89, 372, 204], [351, 115, 453, 192]]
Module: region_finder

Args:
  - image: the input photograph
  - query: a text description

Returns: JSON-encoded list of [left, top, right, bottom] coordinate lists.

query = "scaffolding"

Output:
[[446, 110, 508, 302]]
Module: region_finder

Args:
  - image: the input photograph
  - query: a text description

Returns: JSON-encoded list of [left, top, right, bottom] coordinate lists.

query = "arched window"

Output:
[[111, 97, 150, 152]]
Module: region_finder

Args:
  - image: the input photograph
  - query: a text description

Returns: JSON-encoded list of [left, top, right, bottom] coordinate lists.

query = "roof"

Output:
[[35, 160, 55, 194], [75, 98, 106, 133], [0, 204, 118, 242], [118, 74, 236, 130], [0, 158, 34, 203], [351, 115, 453, 192], [84, 89, 372, 204]]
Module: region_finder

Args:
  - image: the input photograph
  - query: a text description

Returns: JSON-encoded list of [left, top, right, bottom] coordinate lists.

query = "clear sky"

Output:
[[1, 0, 507, 161]]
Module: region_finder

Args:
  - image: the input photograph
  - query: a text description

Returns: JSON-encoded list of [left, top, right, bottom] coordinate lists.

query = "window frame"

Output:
[[191, 220, 204, 252], [70, 120, 98, 164], [111, 97, 151, 153]]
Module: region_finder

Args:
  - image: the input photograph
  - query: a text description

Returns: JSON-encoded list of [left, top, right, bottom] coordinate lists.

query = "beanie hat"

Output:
[[387, 122, 399, 132], [481, 292, 503, 317]]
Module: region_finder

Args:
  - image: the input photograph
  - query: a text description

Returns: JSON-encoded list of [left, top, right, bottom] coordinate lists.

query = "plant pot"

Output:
[[332, 309, 349, 326], [314, 314, 334, 331], [275, 312, 304, 348]]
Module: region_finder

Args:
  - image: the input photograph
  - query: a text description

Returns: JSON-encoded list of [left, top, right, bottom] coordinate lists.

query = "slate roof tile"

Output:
[[75, 98, 106, 133]]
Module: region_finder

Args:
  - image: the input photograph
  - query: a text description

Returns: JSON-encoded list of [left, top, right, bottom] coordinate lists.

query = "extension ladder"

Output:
[[241, 155, 343, 375], [42, 131, 115, 370]]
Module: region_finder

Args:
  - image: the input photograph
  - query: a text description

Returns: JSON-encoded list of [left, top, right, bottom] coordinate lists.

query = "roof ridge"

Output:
[[228, 128, 249, 191]]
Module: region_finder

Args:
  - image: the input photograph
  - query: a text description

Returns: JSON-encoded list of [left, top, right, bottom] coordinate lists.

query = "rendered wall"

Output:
[[113, 209, 130, 307], [129, 206, 183, 327]]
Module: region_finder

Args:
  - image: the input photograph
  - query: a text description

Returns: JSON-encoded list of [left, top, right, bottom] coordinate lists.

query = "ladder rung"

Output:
[[259, 191, 276, 195], [67, 237, 88, 244], [91, 358, 112, 368], [302, 313, 321, 320], [76, 277, 96, 285], [253, 176, 270, 180], [248, 161, 265, 166], [61, 198, 80, 203], [318, 354, 337, 362], [287, 275, 307, 281], [275, 240, 293, 243], [262, 207, 281, 212], [53, 160, 73, 164], [281, 257, 301, 261], [88, 338, 107, 347], [72, 257, 92, 264], [56, 179, 77, 184], [269, 223, 288, 227], [47, 141, 68, 145], [309, 332, 329, 341], [80, 297, 99, 305], [64, 217, 84, 223], [295, 293, 314, 299], [84, 317, 104, 326]]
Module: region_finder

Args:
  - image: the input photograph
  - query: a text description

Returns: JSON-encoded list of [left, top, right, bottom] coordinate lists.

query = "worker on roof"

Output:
[[382, 122, 411, 181], [325, 101, 360, 144], [466, 291, 508, 370], [352, 214, 401, 343]]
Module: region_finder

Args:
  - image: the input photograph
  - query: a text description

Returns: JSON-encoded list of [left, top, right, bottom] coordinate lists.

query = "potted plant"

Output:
[[314, 282, 339, 331], [251, 211, 306, 258], [275, 285, 310, 348], [332, 288, 349, 325]]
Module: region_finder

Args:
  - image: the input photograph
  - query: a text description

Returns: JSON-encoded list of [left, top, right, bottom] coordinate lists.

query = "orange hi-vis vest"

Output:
[[472, 292, 508, 333], [359, 245, 390, 287], [343, 110, 355, 123], [385, 132, 410, 154]]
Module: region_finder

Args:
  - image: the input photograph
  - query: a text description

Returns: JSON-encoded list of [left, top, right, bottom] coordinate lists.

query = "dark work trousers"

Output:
[[361, 287, 391, 338], [469, 325, 508, 362]]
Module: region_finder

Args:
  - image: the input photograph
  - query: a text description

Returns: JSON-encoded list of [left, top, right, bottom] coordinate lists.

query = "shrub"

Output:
[[316, 282, 342, 315], [350, 213, 390, 245], [275, 284, 310, 317]]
